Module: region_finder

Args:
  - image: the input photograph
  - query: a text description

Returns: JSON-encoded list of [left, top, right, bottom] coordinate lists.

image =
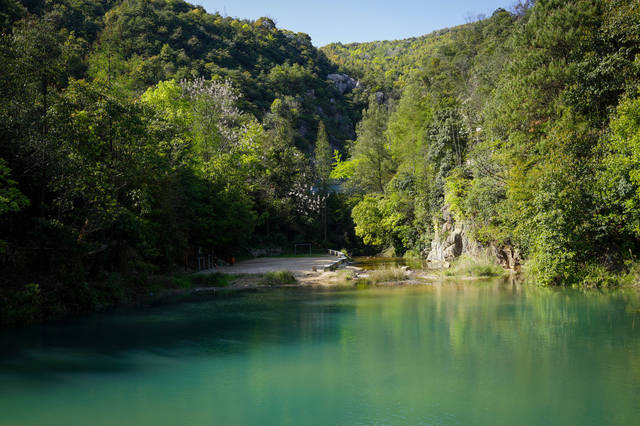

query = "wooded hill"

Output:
[[324, 0, 640, 286], [0, 0, 363, 324]]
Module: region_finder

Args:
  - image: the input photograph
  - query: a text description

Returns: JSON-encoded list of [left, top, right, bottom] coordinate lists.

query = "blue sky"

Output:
[[194, 0, 513, 46]]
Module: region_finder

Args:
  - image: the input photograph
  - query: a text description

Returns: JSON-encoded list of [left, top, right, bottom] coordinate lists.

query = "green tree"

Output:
[[314, 121, 332, 186], [314, 121, 332, 241], [349, 99, 395, 193]]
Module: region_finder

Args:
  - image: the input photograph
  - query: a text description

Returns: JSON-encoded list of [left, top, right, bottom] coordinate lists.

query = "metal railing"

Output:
[[328, 249, 344, 257]]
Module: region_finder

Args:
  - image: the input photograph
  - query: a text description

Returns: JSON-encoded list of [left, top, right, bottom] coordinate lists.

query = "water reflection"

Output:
[[0, 283, 639, 425], [0, 289, 354, 379]]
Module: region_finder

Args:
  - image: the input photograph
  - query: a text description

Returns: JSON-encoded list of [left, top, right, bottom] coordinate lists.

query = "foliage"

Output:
[[444, 254, 506, 278], [0, 158, 28, 217], [333, 0, 640, 286], [314, 121, 332, 185], [0, 1, 360, 325], [345, 99, 394, 193], [261, 270, 297, 286], [4, 0, 640, 329], [360, 268, 408, 284]]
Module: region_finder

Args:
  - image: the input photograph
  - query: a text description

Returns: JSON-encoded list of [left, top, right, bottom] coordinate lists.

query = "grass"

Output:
[[444, 254, 506, 277], [354, 268, 408, 286], [368, 268, 408, 283], [336, 269, 356, 281], [261, 270, 297, 286]]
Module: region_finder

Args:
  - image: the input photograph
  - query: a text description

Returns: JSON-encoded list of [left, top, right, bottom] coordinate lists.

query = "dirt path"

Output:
[[207, 255, 340, 275]]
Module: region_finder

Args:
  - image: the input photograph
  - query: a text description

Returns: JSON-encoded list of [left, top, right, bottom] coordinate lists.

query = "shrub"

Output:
[[3, 283, 43, 325], [173, 276, 193, 289], [445, 254, 505, 277], [336, 269, 356, 282], [262, 270, 297, 286], [367, 268, 407, 283]]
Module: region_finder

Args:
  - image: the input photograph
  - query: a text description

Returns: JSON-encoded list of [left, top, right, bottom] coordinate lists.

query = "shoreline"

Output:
[[5, 262, 637, 329]]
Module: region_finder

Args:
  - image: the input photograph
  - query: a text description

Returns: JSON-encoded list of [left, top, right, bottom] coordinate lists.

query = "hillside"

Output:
[[322, 24, 468, 92], [0, 0, 363, 324], [326, 0, 640, 286], [322, 9, 516, 98]]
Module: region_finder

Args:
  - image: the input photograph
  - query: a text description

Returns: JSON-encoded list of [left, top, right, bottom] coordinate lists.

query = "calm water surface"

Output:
[[1, 282, 639, 425]]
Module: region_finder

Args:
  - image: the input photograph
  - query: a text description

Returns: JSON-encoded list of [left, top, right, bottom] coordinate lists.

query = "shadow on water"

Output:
[[0, 287, 357, 381]]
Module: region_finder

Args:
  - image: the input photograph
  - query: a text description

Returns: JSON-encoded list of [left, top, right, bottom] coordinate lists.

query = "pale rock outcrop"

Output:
[[426, 205, 520, 269], [327, 73, 360, 94]]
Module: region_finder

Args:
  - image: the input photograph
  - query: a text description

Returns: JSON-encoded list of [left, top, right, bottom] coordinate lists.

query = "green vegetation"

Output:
[[2, 0, 640, 325], [355, 268, 408, 286], [261, 270, 297, 286], [444, 255, 506, 278], [325, 0, 640, 287], [0, 0, 362, 325]]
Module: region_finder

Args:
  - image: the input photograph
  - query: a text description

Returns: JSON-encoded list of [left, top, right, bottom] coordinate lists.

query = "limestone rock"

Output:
[[327, 73, 359, 95], [426, 204, 520, 270]]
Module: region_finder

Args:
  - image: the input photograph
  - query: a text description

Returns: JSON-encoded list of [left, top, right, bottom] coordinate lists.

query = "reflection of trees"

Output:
[[1, 284, 638, 424], [326, 282, 640, 424]]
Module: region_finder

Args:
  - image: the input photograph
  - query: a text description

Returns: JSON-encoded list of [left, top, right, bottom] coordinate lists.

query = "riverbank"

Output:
[[162, 263, 511, 297], [0, 255, 346, 328], [4, 254, 637, 328]]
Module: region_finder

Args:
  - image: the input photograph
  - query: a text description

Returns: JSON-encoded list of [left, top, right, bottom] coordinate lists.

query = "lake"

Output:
[[1, 281, 639, 425]]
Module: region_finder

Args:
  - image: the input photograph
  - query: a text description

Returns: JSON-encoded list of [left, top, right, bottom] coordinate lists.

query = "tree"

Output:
[[348, 99, 395, 193], [314, 121, 332, 186], [314, 121, 332, 241]]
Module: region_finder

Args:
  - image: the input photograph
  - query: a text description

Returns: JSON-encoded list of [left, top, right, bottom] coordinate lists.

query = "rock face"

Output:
[[426, 222, 475, 268], [327, 73, 359, 94], [426, 205, 520, 270], [493, 245, 520, 270]]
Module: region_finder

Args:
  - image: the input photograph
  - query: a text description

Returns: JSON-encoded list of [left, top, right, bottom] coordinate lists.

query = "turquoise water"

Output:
[[1, 282, 639, 425]]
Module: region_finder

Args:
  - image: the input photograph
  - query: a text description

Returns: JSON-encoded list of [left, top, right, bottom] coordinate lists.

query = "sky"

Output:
[[194, 0, 514, 47]]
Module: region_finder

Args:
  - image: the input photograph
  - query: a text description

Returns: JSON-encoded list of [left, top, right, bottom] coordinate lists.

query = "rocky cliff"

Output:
[[426, 206, 520, 270]]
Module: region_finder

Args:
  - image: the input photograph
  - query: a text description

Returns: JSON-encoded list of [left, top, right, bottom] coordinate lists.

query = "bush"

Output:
[[403, 249, 421, 259], [336, 269, 356, 282], [366, 268, 407, 283], [445, 254, 505, 277], [173, 276, 193, 289], [578, 264, 620, 288], [261, 270, 297, 286], [2, 283, 42, 325], [191, 272, 232, 287]]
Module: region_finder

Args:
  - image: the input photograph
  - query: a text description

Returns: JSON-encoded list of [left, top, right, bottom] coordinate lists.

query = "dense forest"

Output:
[[0, 0, 364, 324], [1, 0, 640, 324], [323, 0, 640, 286]]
